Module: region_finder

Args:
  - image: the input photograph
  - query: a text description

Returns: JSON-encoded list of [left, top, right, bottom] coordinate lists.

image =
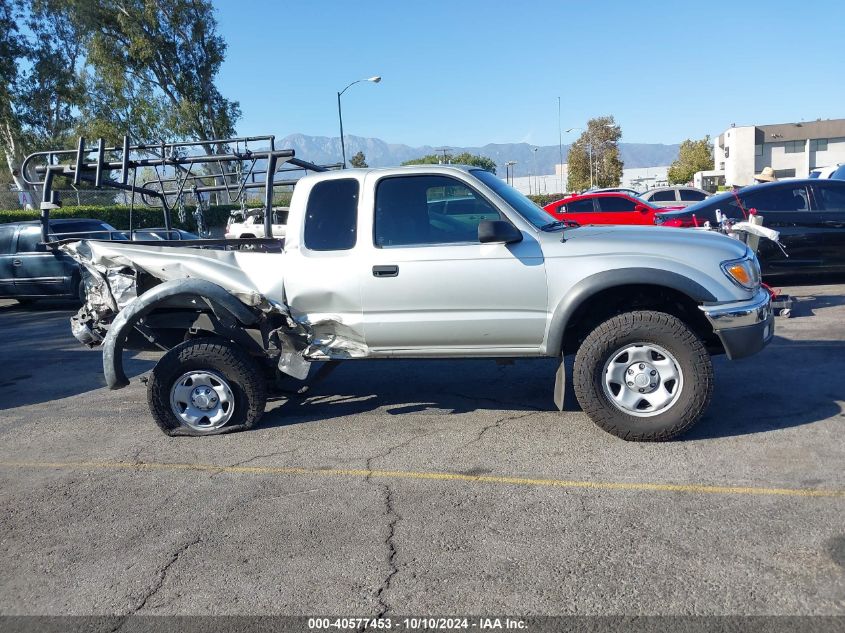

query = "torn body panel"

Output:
[[61, 240, 368, 388]]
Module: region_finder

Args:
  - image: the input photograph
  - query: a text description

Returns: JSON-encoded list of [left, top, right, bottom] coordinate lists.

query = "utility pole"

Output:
[[435, 147, 450, 164]]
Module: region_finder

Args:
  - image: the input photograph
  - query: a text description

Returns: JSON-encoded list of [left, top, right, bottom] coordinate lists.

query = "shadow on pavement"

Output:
[[258, 357, 565, 430], [261, 337, 843, 441], [781, 291, 845, 318], [3, 300, 842, 440], [0, 300, 155, 410], [679, 333, 843, 439]]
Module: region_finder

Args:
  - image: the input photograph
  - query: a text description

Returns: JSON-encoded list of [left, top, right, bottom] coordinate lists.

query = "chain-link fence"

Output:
[[1, 185, 293, 211], [1, 187, 125, 210]]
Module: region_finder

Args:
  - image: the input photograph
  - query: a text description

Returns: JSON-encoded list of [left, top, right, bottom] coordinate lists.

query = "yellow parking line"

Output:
[[0, 460, 843, 498]]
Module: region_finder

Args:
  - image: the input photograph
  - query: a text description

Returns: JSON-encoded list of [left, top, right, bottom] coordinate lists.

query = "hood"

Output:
[[544, 224, 749, 262]]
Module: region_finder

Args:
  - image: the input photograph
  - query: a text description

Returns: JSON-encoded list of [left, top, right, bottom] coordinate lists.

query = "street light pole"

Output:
[[505, 160, 517, 185], [337, 76, 381, 168], [532, 147, 538, 195]]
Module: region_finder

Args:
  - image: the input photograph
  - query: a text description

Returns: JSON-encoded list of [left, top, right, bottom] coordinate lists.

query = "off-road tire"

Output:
[[147, 338, 267, 436], [573, 311, 713, 441]]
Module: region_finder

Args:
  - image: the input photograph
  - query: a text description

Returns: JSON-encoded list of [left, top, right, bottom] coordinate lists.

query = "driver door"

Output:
[[360, 174, 548, 354]]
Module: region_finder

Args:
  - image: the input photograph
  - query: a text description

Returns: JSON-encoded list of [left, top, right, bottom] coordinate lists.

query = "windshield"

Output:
[[470, 169, 555, 229]]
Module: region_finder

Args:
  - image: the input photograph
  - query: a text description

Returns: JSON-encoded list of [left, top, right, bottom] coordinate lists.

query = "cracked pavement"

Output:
[[1, 285, 844, 616]]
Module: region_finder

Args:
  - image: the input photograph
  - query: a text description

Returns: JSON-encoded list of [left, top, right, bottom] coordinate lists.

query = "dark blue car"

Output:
[[0, 219, 120, 303]]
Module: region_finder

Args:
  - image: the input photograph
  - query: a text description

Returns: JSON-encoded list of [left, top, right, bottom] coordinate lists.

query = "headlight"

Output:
[[721, 254, 761, 289]]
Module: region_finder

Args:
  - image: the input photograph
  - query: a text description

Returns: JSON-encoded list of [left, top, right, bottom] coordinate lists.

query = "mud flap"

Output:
[[553, 356, 566, 412]]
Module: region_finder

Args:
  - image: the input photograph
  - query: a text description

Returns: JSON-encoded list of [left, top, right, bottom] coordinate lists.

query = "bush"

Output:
[[527, 193, 566, 207], [0, 193, 293, 231]]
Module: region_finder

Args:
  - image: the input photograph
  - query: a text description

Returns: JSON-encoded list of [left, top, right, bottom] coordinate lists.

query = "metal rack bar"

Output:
[[21, 135, 329, 242]]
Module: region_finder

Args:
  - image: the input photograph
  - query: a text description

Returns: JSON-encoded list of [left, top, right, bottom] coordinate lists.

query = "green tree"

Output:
[[349, 151, 368, 168], [0, 0, 24, 185], [1, 0, 240, 201], [402, 152, 496, 173], [72, 0, 240, 152], [566, 116, 623, 191], [0, 0, 87, 195], [667, 136, 714, 185]]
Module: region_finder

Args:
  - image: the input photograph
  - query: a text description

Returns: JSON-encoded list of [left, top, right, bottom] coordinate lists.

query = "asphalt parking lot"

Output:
[[0, 285, 843, 619]]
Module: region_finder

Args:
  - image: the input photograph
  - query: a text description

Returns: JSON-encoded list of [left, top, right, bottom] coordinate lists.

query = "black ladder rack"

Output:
[[21, 135, 334, 242]]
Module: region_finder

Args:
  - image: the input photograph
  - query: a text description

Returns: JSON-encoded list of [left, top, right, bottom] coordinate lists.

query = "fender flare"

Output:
[[544, 268, 717, 356], [103, 278, 260, 390]]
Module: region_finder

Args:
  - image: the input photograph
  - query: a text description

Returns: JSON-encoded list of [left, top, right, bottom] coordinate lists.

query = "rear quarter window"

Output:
[[303, 179, 360, 251]]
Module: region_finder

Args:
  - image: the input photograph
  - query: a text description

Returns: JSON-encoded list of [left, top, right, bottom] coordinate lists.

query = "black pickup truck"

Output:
[[0, 219, 120, 303]]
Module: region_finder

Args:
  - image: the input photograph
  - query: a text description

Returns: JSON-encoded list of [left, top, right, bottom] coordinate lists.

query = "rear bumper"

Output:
[[700, 288, 774, 360]]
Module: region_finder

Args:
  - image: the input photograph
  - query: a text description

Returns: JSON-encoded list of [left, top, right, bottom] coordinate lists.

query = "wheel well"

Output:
[[560, 284, 721, 355]]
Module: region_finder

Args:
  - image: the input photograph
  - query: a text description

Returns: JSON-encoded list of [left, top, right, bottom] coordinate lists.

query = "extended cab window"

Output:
[[375, 175, 502, 247], [304, 178, 359, 251]]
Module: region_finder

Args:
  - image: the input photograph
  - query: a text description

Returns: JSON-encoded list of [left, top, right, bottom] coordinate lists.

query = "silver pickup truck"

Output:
[[66, 165, 773, 441]]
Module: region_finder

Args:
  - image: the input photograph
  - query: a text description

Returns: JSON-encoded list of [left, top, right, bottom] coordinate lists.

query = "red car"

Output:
[[544, 192, 669, 225]]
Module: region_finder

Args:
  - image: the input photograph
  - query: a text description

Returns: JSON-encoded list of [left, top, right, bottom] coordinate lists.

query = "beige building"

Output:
[[713, 119, 845, 186]]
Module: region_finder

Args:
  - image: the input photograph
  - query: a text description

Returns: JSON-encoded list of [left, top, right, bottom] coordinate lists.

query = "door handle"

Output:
[[372, 265, 399, 278], [12, 259, 22, 267]]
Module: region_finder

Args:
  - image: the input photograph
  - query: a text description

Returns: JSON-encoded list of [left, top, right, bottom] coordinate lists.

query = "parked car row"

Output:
[[655, 179, 845, 276], [543, 179, 845, 277]]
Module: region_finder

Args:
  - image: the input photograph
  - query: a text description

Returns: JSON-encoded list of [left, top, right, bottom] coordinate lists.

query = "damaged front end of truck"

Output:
[[24, 134, 363, 435], [63, 239, 367, 396]]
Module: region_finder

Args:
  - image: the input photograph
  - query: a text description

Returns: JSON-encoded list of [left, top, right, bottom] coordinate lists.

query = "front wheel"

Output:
[[573, 311, 713, 441], [147, 338, 267, 436]]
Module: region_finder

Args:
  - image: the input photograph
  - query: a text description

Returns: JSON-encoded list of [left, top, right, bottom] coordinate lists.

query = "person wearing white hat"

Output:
[[754, 166, 777, 183]]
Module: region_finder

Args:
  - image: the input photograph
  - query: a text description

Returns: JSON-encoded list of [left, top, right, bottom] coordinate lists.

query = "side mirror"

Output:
[[478, 220, 523, 244], [635, 204, 649, 213]]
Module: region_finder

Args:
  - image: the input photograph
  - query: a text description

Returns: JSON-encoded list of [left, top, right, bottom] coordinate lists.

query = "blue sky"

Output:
[[214, 0, 845, 147]]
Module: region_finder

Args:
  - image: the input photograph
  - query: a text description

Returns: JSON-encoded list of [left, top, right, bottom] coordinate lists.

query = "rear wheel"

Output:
[[147, 338, 267, 436], [573, 310, 713, 441]]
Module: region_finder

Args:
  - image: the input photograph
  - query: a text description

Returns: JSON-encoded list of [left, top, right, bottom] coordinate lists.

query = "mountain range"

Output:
[[279, 133, 680, 176]]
